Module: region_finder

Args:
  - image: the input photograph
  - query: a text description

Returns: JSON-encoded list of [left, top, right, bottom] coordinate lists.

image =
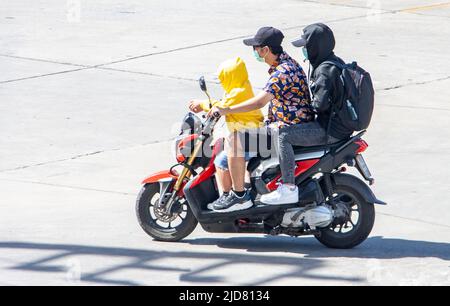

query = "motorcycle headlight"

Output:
[[173, 134, 186, 162], [173, 133, 199, 163], [180, 112, 203, 135]]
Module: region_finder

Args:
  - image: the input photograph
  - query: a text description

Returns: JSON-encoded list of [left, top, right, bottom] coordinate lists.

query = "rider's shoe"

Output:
[[207, 193, 229, 210], [260, 184, 299, 205], [212, 190, 253, 213]]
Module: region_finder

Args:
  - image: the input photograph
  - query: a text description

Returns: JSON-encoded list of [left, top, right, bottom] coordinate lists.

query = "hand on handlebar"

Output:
[[188, 100, 203, 113], [207, 106, 228, 119]]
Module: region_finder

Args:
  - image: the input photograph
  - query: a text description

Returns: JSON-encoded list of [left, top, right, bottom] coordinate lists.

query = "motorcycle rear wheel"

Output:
[[136, 183, 198, 242], [315, 183, 375, 249]]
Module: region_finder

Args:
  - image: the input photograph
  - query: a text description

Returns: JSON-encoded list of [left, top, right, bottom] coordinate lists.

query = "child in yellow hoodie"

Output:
[[188, 57, 263, 209]]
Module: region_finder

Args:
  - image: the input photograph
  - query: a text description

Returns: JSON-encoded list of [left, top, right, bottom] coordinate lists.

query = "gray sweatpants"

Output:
[[278, 121, 340, 185]]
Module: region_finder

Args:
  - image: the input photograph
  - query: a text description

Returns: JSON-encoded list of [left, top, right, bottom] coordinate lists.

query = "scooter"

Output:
[[136, 77, 386, 249]]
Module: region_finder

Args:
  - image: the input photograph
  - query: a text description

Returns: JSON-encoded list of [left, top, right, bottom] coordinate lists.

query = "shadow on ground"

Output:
[[0, 236, 448, 285], [185, 235, 450, 261]]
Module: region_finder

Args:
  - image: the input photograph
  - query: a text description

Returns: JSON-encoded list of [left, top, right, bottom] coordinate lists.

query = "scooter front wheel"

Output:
[[136, 183, 198, 242]]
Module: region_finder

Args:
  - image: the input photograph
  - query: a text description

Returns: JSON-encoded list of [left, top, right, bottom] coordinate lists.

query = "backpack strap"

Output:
[[317, 60, 345, 148], [321, 59, 345, 70], [321, 60, 346, 88]]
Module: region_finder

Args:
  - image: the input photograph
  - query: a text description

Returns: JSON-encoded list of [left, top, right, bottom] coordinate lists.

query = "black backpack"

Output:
[[322, 60, 375, 132]]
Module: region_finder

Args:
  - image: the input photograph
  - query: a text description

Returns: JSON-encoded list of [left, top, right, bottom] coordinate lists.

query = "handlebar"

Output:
[[202, 113, 221, 136]]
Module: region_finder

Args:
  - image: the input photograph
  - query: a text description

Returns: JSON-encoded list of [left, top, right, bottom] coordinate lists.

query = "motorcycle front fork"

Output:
[[162, 136, 205, 215]]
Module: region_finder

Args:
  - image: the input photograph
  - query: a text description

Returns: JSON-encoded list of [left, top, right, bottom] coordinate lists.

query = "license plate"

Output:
[[355, 154, 372, 180]]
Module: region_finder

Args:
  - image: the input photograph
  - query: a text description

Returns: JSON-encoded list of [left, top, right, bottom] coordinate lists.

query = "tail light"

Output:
[[355, 139, 369, 154]]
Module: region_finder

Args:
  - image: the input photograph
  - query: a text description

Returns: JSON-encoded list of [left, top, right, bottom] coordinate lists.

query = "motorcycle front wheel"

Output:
[[136, 183, 198, 242]]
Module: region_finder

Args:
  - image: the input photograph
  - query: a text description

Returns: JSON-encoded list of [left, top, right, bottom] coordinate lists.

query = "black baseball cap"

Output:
[[243, 27, 284, 47], [291, 35, 307, 47], [292, 23, 333, 47]]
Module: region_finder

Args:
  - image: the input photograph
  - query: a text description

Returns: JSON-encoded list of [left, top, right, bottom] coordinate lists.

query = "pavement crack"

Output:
[[94, 12, 387, 67], [0, 151, 105, 173], [0, 67, 91, 84], [0, 54, 88, 68], [0, 54, 221, 86], [0, 11, 391, 84], [379, 212, 450, 229], [0, 138, 174, 173], [377, 103, 450, 112], [380, 76, 450, 91], [0, 178, 136, 196], [96, 67, 221, 84], [0, 2, 447, 86]]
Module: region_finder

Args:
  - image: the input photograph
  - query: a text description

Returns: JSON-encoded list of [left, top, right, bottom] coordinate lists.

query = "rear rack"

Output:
[[335, 130, 366, 154]]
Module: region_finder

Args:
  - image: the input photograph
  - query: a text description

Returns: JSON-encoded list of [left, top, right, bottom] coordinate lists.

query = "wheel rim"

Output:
[[148, 192, 189, 230], [327, 190, 362, 236]]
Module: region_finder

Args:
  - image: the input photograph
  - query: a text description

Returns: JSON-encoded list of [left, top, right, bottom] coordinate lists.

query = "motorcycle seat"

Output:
[[292, 138, 349, 154]]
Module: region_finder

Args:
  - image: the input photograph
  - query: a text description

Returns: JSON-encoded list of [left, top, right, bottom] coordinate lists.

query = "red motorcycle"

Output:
[[136, 77, 386, 249]]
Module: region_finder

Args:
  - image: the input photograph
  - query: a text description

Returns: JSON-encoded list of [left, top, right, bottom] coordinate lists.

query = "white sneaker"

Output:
[[260, 184, 299, 205]]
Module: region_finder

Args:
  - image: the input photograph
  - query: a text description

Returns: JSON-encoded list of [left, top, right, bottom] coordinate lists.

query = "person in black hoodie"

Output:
[[261, 23, 353, 205]]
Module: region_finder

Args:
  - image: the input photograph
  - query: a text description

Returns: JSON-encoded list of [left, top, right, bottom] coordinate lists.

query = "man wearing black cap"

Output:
[[290, 23, 352, 142], [265, 23, 352, 203], [208, 26, 314, 211]]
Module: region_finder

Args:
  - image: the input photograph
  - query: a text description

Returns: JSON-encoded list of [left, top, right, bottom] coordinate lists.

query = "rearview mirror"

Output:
[[199, 76, 207, 92]]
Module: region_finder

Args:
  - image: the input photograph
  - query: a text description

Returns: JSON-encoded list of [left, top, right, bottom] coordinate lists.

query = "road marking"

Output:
[[400, 2, 450, 13]]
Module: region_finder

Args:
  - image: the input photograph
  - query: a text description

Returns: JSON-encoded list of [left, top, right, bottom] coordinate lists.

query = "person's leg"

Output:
[[227, 131, 246, 195], [261, 122, 328, 205], [279, 122, 328, 183], [207, 151, 233, 210], [244, 151, 257, 189], [212, 129, 265, 212], [216, 168, 232, 193], [213, 151, 232, 194], [278, 129, 296, 186]]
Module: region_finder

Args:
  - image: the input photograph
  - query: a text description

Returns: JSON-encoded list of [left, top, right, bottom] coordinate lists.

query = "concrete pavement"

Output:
[[0, 0, 449, 285]]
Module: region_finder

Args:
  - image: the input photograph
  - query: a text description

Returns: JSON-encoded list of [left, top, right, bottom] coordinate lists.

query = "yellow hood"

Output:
[[217, 57, 250, 93], [201, 57, 264, 132]]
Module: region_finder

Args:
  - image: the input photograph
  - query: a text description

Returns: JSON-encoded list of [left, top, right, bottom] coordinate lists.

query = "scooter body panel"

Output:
[[141, 170, 178, 184]]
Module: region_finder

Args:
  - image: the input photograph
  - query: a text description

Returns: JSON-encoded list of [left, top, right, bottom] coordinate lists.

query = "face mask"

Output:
[[253, 48, 266, 63], [302, 47, 308, 60]]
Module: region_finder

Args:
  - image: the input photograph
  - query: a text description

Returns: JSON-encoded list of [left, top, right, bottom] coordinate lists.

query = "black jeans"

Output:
[[278, 121, 340, 184]]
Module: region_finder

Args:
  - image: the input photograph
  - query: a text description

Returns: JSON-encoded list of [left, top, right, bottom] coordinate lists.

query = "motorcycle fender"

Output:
[[141, 170, 178, 185], [333, 173, 387, 205]]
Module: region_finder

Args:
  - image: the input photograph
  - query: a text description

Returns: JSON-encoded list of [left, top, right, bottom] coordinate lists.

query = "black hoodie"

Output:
[[303, 23, 353, 139]]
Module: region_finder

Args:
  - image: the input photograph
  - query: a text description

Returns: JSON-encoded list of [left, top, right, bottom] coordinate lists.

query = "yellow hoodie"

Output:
[[201, 57, 264, 132]]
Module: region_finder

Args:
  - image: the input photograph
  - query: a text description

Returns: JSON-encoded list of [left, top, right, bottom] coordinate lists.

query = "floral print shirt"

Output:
[[263, 52, 314, 127]]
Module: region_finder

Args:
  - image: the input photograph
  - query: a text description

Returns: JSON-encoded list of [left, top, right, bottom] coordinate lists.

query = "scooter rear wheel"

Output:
[[136, 183, 198, 242], [315, 184, 375, 249]]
